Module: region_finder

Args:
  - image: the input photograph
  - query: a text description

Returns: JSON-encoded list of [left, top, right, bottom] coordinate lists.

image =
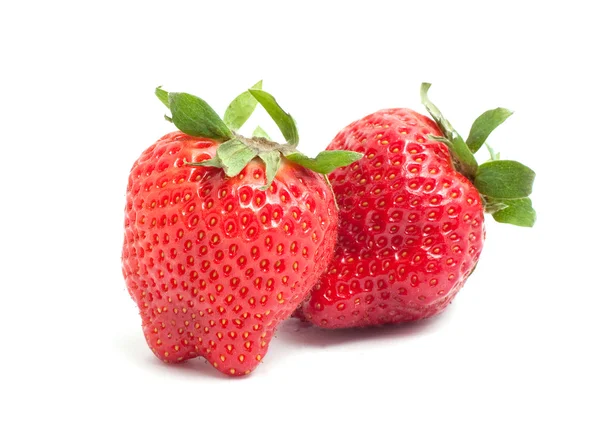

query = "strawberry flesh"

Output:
[[296, 109, 485, 328], [122, 132, 338, 374]]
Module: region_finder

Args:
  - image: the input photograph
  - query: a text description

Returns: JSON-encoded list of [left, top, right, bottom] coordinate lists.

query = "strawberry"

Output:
[[296, 83, 536, 328], [122, 83, 361, 375]]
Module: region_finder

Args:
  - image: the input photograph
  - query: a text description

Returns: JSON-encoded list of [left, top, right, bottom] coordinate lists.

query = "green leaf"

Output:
[[187, 139, 257, 176], [191, 157, 222, 168], [489, 197, 536, 227], [258, 150, 281, 189], [286, 150, 363, 174], [420, 83, 478, 179], [466, 108, 513, 153], [156, 87, 172, 121], [253, 126, 271, 140], [155, 86, 170, 108], [214, 138, 256, 176], [248, 89, 299, 146], [428, 135, 478, 180], [223, 80, 263, 131], [168, 92, 233, 141], [474, 160, 535, 199], [483, 199, 508, 214], [420, 83, 459, 136], [485, 143, 500, 160]]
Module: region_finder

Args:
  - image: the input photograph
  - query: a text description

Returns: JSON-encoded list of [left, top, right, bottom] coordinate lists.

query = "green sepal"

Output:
[[466, 108, 513, 153], [212, 138, 256, 176], [258, 150, 281, 190], [286, 150, 363, 174], [427, 134, 478, 179], [248, 89, 299, 146], [487, 196, 536, 227], [253, 126, 271, 140], [474, 160, 535, 199], [190, 157, 223, 168], [420, 83, 456, 134], [185, 139, 257, 177], [168, 92, 233, 141], [155, 86, 169, 108], [484, 199, 508, 214], [486, 143, 501, 160], [420, 83, 536, 228], [223, 80, 263, 131], [421, 83, 478, 180], [156, 87, 172, 121]]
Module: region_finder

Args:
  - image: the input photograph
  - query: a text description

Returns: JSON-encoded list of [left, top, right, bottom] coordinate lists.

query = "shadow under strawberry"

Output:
[[278, 314, 447, 348]]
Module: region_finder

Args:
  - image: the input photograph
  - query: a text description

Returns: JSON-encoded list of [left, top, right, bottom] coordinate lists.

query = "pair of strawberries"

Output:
[[122, 82, 535, 376]]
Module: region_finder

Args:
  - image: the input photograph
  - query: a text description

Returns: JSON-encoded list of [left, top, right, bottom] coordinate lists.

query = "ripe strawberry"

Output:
[[122, 83, 361, 375], [296, 83, 536, 328]]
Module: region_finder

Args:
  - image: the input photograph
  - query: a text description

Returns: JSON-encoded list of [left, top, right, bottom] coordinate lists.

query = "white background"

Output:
[[1, 1, 598, 439]]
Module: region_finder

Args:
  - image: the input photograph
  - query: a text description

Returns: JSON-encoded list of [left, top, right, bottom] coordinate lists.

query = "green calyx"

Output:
[[420, 83, 536, 227], [155, 82, 362, 189]]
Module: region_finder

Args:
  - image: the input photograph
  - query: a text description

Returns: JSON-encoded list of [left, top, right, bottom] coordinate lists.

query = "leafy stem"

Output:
[[420, 83, 537, 227], [156, 84, 362, 189]]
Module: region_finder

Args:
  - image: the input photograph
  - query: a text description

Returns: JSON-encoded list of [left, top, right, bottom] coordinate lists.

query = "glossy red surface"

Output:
[[298, 109, 485, 328], [122, 132, 339, 375]]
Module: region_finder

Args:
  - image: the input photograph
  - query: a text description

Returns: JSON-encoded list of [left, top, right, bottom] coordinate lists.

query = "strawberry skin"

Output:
[[122, 132, 338, 375], [296, 109, 485, 328]]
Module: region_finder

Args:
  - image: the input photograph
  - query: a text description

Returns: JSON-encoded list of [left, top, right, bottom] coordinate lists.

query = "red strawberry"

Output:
[[122, 83, 361, 375], [296, 83, 536, 328]]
